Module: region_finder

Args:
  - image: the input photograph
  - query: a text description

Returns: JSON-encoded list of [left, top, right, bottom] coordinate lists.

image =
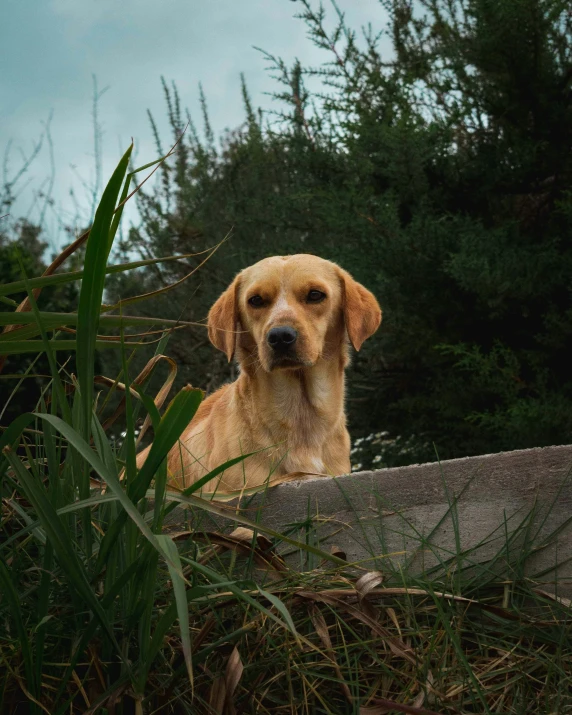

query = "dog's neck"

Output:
[[235, 341, 349, 446]]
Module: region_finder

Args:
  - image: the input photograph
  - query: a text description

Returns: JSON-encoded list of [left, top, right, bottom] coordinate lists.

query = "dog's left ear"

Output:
[[208, 275, 240, 362], [338, 268, 382, 351]]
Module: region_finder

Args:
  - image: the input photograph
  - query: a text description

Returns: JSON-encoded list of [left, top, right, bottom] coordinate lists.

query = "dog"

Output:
[[140, 254, 381, 493]]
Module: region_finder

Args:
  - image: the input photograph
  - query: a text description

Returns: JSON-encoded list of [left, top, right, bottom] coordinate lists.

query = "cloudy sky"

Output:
[[2, 0, 389, 251]]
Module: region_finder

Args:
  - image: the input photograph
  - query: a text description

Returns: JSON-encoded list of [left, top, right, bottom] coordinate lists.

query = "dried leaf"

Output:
[[330, 544, 347, 561], [356, 571, 384, 598], [229, 526, 273, 553], [225, 646, 243, 700], [355, 571, 384, 621], [386, 606, 402, 638], [102, 242, 220, 314], [208, 675, 226, 715], [84, 683, 128, 715], [99, 354, 177, 438], [71, 670, 90, 707], [211, 646, 243, 715]]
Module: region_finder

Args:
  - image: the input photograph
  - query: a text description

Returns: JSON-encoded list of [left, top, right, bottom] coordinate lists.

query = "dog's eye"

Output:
[[248, 295, 265, 308], [307, 290, 326, 303]]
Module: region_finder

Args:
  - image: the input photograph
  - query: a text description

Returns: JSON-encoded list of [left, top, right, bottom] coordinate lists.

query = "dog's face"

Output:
[[208, 255, 381, 372]]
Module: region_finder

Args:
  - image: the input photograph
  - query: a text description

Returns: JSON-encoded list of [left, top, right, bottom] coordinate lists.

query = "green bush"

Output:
[[105, 0, 572, 467]]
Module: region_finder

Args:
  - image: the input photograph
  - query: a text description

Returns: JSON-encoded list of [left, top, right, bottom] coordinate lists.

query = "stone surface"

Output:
[[187, 444, 572, 594]]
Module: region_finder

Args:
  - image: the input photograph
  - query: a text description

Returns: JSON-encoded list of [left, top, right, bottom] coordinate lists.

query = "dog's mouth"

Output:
[[269, 354, 309, 371]]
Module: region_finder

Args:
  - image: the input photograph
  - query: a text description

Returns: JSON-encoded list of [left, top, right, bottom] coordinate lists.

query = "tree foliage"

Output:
[[106, 0, 572, 466], [0, 222, 79, 425]]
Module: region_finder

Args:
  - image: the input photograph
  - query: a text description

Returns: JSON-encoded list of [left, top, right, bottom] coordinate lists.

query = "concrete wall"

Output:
[[224, 445, 572, 594]]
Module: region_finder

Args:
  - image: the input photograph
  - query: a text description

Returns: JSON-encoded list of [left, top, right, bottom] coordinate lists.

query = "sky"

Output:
[[1, 0, 389, 252]]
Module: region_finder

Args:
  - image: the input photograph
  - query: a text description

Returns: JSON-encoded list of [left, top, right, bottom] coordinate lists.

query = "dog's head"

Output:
[[208, 254, 381, 372]]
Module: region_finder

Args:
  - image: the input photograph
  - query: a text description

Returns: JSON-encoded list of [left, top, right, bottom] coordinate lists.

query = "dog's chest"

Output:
[[271, 387, 331, 448]]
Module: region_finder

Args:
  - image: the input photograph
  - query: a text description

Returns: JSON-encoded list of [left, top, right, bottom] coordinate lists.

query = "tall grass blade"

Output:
[[95, 386, 202, 570], [34, 414, 176, 570], [76, 143, 132, 446], [0, 560, 37, 709], [156, 535, 194, 689], [130, 386, 203, 501], [2, 445, 122, 655]]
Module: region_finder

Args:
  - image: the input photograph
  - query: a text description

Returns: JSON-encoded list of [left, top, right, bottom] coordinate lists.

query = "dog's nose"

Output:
[[267, 326, 298, 352]]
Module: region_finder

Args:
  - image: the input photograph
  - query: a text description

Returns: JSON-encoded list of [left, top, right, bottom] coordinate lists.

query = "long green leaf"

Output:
[[183, 557, 300, 638], [428, 584, 493, 713], [0, 339, 148, 355], [109, 145, 180, 250], [257, 586, 299, 639], [0, 311, 200, 329], [130, 386, 203, 502], [132, 385, 164, 530], [156, 536, 193, 688], [0, 253, 204, 298], [108, 169, 133, 256], [76, 143, 132, 447], [35, 543, 54, 700], [0, 493, 120, 555], [76, 144, 200, 414], [0, 412, 35, 476], [4, 498, 46, 545], [162, 452, 261, 521]]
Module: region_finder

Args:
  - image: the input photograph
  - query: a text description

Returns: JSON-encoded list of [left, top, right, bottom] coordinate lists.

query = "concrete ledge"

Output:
[[218, 444, 572, 593]]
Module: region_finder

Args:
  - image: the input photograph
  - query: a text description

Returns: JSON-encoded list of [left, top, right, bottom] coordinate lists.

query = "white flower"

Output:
[[351, 463, 363, 471], [372, 455, 382, 464], [354, 438, 364, 446]]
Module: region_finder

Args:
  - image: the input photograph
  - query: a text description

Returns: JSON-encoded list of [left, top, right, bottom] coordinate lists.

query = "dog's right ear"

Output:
[[207, 276, 240, 362]]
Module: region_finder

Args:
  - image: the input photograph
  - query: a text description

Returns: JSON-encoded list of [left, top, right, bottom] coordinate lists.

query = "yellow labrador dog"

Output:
[[139, 254, 381, 492]]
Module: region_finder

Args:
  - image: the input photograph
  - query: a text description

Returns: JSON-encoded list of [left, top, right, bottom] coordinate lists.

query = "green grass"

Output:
[[1, 150, 572, 714]]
